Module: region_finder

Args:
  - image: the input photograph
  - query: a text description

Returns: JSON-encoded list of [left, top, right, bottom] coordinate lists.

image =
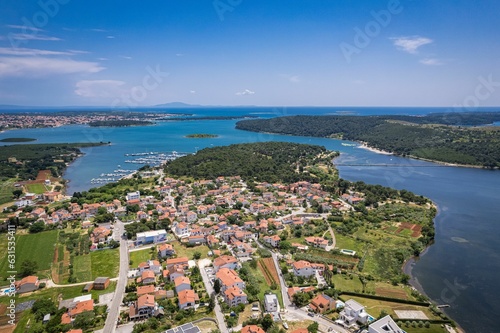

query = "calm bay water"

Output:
[[1, 107, 499, 332]]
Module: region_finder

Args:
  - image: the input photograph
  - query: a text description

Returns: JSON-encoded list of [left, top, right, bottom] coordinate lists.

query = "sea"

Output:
[[1, 106, 499, 333]]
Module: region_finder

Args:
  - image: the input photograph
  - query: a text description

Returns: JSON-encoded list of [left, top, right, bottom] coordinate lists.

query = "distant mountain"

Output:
[[153, 102, 205, 108]]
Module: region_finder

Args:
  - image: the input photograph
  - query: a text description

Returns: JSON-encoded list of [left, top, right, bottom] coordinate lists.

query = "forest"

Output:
[[0, 142, 107, 180], [236, 112, 500, 168], [164, 142, 335, 183]]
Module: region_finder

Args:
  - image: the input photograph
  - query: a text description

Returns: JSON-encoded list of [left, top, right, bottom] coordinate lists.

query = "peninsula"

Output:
[[236, 112, 500, 168]]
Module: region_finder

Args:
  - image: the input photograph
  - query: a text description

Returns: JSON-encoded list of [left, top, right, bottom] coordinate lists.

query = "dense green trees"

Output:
[[236, 113, 500, 168], [165, 142, 333, 183]]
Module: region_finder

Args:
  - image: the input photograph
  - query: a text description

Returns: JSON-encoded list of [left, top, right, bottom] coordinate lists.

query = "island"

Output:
[[236, 112, 500, 168], [0, 137, 36, 142], [185, 133, 219, 138], [0, 142, 455, 333]]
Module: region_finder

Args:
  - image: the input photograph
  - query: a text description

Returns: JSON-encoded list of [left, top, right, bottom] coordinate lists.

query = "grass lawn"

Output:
[[25, 183, 47, 194], [402, 324, 448, 333], [0, 281, 117, 306], [287, 319, 314, 332], [331, 274, 365, 293], [333, 233, 365, 252], [73, 254, 92, 282], [0, 179, 16, 205], [252, 263, 284, 308], [129, 248, 153, 268], [196, 319, 218, 333], [91, 249, 120, 279], [0, 230, 58, 285], [170, 241, 210, 260], [340, 295, 439, 320]]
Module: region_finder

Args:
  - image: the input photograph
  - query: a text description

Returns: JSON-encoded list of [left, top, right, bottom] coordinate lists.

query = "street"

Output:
[[198, 258, 229, 332], [103, 219, 129, 333]]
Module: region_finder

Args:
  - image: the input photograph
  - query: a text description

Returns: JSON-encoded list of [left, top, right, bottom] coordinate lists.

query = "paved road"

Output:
[[103, 220, 129, 333], [257, 241, 348, 333], [198, 259, 229, 333]]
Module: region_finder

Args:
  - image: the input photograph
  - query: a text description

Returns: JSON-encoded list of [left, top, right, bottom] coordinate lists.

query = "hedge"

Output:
[[339, 291, 430, 306]]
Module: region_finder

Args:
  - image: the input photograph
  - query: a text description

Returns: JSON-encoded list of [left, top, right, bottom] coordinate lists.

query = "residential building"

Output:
[[241, 325, 266, 333], [304, 236, 329, 249], [137, 285, 155, 297], [158, 243, 175, 258], [174, 276, 191, 293], [136, 229, 167, 244], [264, 294, 279, 313], [309, 293, 335, 313], [339, 299, 370, 326], [263, 235, 280, 248], [138, 270, 156, 285], [126, 191, 141, 202], [61, 299, 94, 324], [178, 289, 198, 310], [129, 294, 156, 320], [15, 276, 39, 294], [223, 286, 248, 307], [292, 260, 315, 277], [368, 315, 405, 333], [174, 222, 190, 238], [213, 255, 239, 272], [215, 268, 245, 292], [166, 257, 189, 269]]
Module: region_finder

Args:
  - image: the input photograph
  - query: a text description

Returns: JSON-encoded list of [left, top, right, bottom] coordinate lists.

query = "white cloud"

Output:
[[190, 90, 196, 94], [236, 89, 255, 96], [98, 57, 108, 61], [120, 55, 132, 60], [90, 28, 108, 32], [0, 47, 73, 56], [75, 80, 126, 98], [390, 36, 433, 54], [0, 57, 104, 77], [106, 35, 115, 39], [419, 58, 443, 66], [281, 74, 300, 83], [6, 24, 43, 32], [8, 33, 62, 41], [176, 53, 184, 57]]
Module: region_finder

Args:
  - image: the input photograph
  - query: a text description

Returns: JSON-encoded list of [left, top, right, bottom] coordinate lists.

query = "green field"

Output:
[[0, 179, 17, 205], [129, 248, 154, 268], [26, 183, 47, 194], [170, 241, 210, 260], [73, 254, 92, 282], [71, 249, 120, 283], [91, 249, 120, 279], [0, 281, 117, 306], [0, 230, 58, 284]]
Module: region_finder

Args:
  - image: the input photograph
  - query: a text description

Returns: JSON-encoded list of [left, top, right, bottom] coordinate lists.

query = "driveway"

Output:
[[198, 259, 228, 332]]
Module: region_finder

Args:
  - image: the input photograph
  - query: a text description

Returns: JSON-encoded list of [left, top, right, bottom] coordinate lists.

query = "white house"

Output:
[[136, 230, 167, 244], [339, 299, 370, 326], [126, 191, 141, 201], [264, 294, 280, 313], [174, 222, 190, 238], [292, 260, 315, 277], [368, 315, 405, 333]]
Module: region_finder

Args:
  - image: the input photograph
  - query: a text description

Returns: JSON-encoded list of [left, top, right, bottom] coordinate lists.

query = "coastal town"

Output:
[[0, 112, 179, 130], [0, 143, 455, 333]]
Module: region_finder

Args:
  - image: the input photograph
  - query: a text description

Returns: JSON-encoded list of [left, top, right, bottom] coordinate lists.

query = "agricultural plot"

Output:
[[0, 230, 58, 284]]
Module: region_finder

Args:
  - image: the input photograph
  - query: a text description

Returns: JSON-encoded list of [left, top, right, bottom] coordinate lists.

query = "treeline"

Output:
[[236, 113, 500, 168], [164, 142, 329, 183], [88, 120, 154, 127], [0, 143, 106, 180]]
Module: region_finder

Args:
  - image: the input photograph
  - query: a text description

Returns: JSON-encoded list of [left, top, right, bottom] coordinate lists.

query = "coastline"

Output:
[[357, 143, 393, 155], [356, 142, 495, 169]]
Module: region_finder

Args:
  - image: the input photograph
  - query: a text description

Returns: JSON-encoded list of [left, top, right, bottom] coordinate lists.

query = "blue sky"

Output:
[[0, 0, 499, 107]]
